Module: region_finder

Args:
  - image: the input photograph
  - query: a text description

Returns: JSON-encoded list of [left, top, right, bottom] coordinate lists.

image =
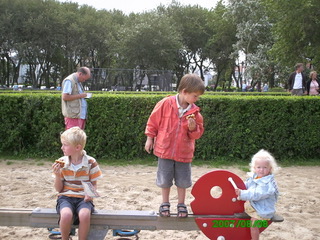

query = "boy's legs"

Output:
[[56, 196, 74, 240], [157, 159, 192, 217], [59, 207, 73, 240], [175, 161, 192, 217], [177, 187, 186, 204], [78, 208, 91, 240], [160, 187, 171, 216], [177, 187, 187, 217], [76, 199, 95, 240], [162, 187, 171, 203], [57, 196, 94, 239], [157, 158, 174, 216]]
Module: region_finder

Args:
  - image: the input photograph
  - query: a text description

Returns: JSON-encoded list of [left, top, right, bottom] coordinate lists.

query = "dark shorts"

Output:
[[156, 158, 192, 189], [56, 196, 94, 225]]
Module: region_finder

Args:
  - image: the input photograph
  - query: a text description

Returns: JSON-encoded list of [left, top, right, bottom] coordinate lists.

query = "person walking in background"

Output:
[[262, 83, 269, 92], [61, 67, 91, 130], [288, 63, 307, 96], [242, 82, 247, 92], [306, 71, 320, 96]]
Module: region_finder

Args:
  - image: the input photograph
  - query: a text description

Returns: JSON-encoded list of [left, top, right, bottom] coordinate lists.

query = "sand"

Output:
[[0, 159, 319, 240]]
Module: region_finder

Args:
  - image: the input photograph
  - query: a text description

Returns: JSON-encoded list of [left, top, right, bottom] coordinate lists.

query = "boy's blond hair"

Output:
[[250, 149, 279, 174], [178, 74, 205, 94], [61, 127, 87, 148]]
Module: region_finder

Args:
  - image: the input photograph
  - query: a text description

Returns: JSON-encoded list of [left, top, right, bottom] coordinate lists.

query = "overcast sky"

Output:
[[58, 0, 220, 14]]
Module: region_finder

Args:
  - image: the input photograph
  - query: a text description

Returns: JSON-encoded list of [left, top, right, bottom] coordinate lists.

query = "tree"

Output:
[[228, 0, 275, 88], [20, 0, 61, 88], [263, 0, 320, 69], [205, 1, 237, 90], [119, 11, 182, 90], [163, 2, 211, 82], [0, 0, 30, 86]]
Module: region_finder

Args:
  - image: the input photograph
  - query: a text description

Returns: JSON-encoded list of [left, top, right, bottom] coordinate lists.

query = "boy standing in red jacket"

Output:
[[145, 74, 205, 218]]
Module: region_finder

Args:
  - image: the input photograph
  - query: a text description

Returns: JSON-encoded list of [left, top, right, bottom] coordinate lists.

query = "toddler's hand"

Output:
[[235, 189, 241, 196], [188, 118, 196, 131], [145, 137, 154, 154]]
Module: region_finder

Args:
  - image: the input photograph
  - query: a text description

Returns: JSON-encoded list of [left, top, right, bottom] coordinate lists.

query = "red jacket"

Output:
[[145, 96, 204, 163]]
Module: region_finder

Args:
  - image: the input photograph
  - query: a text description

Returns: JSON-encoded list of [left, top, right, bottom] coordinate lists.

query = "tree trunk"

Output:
[[214, 69, 221, 90], [269, 66, 275, 88]]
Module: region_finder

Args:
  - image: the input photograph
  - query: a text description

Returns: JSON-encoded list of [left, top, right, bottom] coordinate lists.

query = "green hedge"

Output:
[[0, 89, 291, 96], [0, 92, 319, 161], [197, 95, 320, 161]]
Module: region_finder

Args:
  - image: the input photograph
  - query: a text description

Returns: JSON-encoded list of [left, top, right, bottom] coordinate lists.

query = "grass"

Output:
[[99, 157, 158, 166], [0, 154, 319, 168], [277, 158, 320, 167]]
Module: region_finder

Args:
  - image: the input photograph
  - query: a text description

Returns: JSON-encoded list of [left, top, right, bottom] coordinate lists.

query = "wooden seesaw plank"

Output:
[[0, 206, 283, 240], [0, 208, 283, 230], [0, 208, 199, 231], [0, 208, 32, 227]]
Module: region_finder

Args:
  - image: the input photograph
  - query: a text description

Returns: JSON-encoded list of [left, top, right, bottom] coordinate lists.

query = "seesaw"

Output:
[[0, 170, 283, 240]]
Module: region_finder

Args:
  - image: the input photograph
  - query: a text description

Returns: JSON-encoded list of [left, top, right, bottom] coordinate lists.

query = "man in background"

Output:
[[288, 63, 307, 96], [61, 67, 91, 129]]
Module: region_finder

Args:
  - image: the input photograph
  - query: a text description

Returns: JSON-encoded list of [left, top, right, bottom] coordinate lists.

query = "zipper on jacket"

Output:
[[171, 116, 181, 159]]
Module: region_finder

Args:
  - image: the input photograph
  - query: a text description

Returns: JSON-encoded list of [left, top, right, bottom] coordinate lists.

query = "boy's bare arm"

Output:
[[52, 162, 64, 192], [54, 177, 64, 192]]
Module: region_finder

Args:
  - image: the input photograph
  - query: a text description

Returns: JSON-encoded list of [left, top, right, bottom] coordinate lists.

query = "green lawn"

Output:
[[1, 154, 319, 168]]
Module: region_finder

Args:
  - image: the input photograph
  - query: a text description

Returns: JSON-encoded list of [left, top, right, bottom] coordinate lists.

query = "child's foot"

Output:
[[159, 202, 170, 217], [177, 203, 188, 218]]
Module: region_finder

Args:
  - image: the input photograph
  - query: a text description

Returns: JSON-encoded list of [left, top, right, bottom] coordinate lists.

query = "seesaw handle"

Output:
[[228, 177, 238, 190]]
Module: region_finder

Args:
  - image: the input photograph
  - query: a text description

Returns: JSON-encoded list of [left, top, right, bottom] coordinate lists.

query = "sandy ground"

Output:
[[0, 159, 319, 240]]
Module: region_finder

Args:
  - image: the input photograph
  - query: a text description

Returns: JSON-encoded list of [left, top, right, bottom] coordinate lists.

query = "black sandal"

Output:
[[177, 203, 188, 218], [159, 202, 171, 217]]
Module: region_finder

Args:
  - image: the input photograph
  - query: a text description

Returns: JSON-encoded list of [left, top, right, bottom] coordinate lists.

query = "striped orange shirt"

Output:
[[57, 151, 103, 198]]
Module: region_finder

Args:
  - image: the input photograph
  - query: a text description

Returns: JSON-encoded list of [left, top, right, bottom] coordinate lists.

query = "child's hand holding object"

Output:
[[235, 189, 241, 196], [52, 160, 64, 175], [186, 114, 196, 131]]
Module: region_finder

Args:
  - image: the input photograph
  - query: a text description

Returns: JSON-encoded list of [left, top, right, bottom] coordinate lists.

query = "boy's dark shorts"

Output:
[[156, 158, 192, 189], [56, 195, 95, 225]]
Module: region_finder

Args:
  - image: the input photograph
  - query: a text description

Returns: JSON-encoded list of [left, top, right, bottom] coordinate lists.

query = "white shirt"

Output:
[[293, 73, 303, 89], [176, 94, 191, 118], [71, 163, 82, 171]]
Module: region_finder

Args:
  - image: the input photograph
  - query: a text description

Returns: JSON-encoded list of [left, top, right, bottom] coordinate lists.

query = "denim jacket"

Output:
[[239, 173, 279, 219]]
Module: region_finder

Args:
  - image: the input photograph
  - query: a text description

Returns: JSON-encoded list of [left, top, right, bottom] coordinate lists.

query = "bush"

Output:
[[0, 93, 319, 161], [196, 95, 320, 161], [268, 87, 287, 92], [205, 91, 290, 96], [0, 94, 63, 156]]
